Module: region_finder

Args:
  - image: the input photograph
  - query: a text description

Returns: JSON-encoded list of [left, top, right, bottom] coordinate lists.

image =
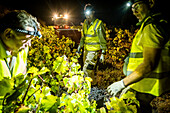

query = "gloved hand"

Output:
[[99, 54, 104, 63], [107, 79, 125, 97], [76, 45, 82, 55], [77, 45, 81, 53]]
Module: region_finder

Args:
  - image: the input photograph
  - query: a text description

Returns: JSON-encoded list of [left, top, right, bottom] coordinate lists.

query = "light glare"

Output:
[[85, 10, 91, 15], [54, 14, 58, 19], [126, 2, 131, 7], [64, 14, 68, 19]]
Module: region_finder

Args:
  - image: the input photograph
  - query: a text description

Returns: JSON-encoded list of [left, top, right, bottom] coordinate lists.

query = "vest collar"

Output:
[[85, 18, 96, 25], [0, 39, 8, 59], [136, 14, 150, 26], [136, 13, 162, 26]]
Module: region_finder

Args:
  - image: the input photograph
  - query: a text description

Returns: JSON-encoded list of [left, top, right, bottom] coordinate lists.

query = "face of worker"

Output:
[[2, 27, 35, 52], [85, 11, 95, 21], [131, 1, 150, 22]]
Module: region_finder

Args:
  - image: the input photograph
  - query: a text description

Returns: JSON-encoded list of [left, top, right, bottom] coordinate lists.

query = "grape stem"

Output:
[[22, 76, 33, 104]]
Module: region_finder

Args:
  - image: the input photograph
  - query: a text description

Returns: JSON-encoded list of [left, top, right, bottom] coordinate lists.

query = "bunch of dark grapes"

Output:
[[88, 87, 112, 108]]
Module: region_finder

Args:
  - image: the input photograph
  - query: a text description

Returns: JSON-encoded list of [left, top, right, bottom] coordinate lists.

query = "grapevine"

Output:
[[1, 24, 168, 112]]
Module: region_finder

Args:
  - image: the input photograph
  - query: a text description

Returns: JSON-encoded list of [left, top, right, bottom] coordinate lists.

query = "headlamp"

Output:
[[15, 29, 42, 38], [130, 0, 149, 5], [85, 10, 91, 16], [126, 1, 132, 7]]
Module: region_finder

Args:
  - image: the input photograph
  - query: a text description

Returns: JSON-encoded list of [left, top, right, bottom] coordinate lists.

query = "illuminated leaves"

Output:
[[27, 67, 49, 78], [43, 45, 50, 53], [25, 25, 97, 112], [0, 25, 141, 113], [105, 28, 134, 68], [105, 91, 140, 113], [59, 91, 97, 113], [0, 78, 14, 96], [16, 105, 30, 113], [61, 75, 96, 112], [53, 56, 68, 73], [27, 26, 75, 72]]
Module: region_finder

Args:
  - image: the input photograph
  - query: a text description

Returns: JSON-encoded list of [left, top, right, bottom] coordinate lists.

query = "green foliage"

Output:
[[99, 107, 107, 113], [0, 78, 14, 96], [27, 26, 75, 72], [105, 91, 140, 113], [1, 66, 51, 112], [1, 55, 96, 113], [0, 26, 140, 113], [27, 67, 50, 77], [60, 76, 97, 113], [53, 56, 68, 74]]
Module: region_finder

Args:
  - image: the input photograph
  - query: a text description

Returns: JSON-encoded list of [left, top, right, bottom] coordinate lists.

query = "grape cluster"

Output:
[[88, 87, 106, 101], [88, 87, 112, 108]]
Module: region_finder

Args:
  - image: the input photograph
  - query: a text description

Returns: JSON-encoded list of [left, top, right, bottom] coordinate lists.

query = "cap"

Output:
[[131, 0, 150, 4], [84, 4, 94, 11]]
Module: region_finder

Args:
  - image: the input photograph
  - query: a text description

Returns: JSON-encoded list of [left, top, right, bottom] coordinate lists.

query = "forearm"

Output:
[[123, 62, 152, 86], [123, 46, 161, 86], [98, 26, 107, 51], [79, 37, 85, 48]]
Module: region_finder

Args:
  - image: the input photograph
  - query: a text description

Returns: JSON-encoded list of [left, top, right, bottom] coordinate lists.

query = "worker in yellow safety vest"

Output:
[[0, 10, 41, 111], [77, 4, 107, 79], [107, 0, 170, 113]]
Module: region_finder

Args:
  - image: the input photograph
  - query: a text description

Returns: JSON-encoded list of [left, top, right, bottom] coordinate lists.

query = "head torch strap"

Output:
[[15, 29, 42, 38]]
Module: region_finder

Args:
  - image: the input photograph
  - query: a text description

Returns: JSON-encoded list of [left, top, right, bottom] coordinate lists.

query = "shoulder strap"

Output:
[[143, 14, 170, 44], [94, 19, 102, 31]]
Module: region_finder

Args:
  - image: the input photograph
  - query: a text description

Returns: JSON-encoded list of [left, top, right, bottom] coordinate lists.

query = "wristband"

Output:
[[121, 79, 125, 87]]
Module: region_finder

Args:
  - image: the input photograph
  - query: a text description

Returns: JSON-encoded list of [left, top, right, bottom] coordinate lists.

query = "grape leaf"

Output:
[[41, 95, 58, 111], [16, 105, 30, 113], [0, 78, 14, 96], [53, 57, 68, 73], [100, 107, 107, 113]]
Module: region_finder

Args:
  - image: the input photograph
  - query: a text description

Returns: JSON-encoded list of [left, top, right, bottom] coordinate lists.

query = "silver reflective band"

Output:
[[85, 34, 97, 37], [129, 52, 143, 58], [127, 71, 170, 79], [85, 42, 100, 45], [94, 20, 100, 31]]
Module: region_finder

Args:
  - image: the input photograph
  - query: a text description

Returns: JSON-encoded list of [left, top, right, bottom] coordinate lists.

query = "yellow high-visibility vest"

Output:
[[0, 40, 28, 111], [0, 40, 28, 80], [127, 15, 170, 96], [83, 19, 102, 51]]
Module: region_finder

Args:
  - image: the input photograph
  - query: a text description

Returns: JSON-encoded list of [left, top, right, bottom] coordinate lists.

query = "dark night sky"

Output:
[[0, 0, 169, 27]]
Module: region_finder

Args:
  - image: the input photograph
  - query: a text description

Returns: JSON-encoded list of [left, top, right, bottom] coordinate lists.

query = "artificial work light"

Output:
[[85, 10, 91, 15], [54, 14, 59, 19], [126, 1, 132, 7], [64, 14, 68, 19]]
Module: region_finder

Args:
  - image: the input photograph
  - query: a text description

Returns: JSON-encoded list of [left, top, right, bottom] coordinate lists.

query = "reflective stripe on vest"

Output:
[[85, 34, 97, 37], [12, 47, 28, 77], [127, 15, 170, 96], [83, 19, 102, 51]]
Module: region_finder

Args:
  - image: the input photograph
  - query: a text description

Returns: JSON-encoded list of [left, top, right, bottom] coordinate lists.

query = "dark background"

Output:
[[0, 0, 169, 27]]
